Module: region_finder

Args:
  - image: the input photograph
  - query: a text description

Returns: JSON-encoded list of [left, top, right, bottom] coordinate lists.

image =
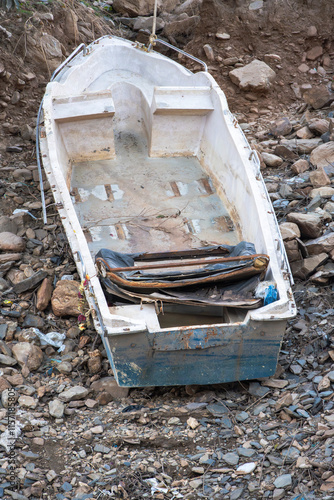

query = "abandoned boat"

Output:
[[39, 35, 296, 387]]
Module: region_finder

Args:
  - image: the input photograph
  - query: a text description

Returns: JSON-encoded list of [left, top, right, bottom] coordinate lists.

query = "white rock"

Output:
[[46, 470, 58, 482], [58, 386, 89, 402], [18, 395, 37, 409], [261, 152, 283, 167], [229, 60, 276, 92], [49, 399, 65, 418], [187, 417, 200, 429], [249, 0, 263, 10], [91, 425, 104, 434], [203, 44, 214, 61], [310, 187, 334, 199], [216, 32, 230, 40], [236, 462, 257, 474]]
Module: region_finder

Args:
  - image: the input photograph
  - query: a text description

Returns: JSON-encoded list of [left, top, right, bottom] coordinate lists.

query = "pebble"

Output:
[[236, 462, 256, 474], [223, 452, 239, 465], [49, 399, 65, 418], [227, 488, 242, 500], [58, 386, 89, 402], [18, 395, 37, 408], [273, 474, 292, 488], [261, 152, 283, 167], [203, 44, 214, 61], [216, 32, 230, 40], [94, 444, 110, 454]]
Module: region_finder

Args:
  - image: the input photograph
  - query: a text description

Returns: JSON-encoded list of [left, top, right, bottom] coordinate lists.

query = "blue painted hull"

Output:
[[102, 319, 286, 387]]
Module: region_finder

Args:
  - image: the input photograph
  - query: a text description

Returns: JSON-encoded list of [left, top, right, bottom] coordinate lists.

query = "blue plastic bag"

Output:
[[263, 284, 278, 306]]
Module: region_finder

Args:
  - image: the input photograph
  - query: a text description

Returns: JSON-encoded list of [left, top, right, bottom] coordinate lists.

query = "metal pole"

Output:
[[36, 43, 87, 225]]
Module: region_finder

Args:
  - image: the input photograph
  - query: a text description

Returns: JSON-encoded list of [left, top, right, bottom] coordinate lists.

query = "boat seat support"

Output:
[[52, 90, 115, 162], [149, 86, 214, 157]]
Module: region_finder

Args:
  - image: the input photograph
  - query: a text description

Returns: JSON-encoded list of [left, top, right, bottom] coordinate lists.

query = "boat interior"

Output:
[[46, 40, 285, 329]]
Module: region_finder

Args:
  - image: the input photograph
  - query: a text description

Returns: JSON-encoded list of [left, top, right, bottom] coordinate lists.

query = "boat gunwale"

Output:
[[41, 36, 296, 338]]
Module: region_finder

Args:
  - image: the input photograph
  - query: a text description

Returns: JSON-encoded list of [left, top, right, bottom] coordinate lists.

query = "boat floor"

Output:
[[70, 131, 240, 257]]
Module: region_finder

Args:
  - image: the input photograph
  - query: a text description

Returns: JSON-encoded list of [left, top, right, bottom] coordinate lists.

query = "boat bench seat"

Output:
[[149, 86, 214, 157], [52, 91, 116, 162]]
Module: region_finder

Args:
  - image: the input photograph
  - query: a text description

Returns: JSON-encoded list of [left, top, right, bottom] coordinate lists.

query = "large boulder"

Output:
[[91, 377, 129, 400], [113, 0, 158, 16], [310, 142, 334, 168], [229, 60, 276, 92], [286, 213, 323, 239], [0, 232, 25, 252], [164, 14, 200, 37], [305, 233, 334, 255], [280, 138, 321, 154], [303, 86, 334, 110], [51, 280, 81, 317], [12, 343, 43, 371]]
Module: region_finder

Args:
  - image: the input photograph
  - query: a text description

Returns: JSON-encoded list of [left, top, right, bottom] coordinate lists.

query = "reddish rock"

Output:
[[291, 159, 309, 174], [280, 222, 301, 241], [0, 376, 11, 392], [96, 391, 113, 405], [309, 167, 331, 188], [6, 373, 23, 386], [310, 142, 334, 168], [12, 342, 43, 371], [87, 350, 102, 374], [305, 233, 334, 255], [308, 119, 329, 136], [286, 212, 323, 239], [91, 376, 129, 400], [270, 117, 292, 137], [51, 280, 81, 317], [306, 46, 323, 60], [291, 253, 328, 279], [296, 126, 313, 139], [303, 86, 334, 109], [0, 232, 25, 252], [36, 278, 53, 311], [284, 240, 301, 263], [78, 335, 91, 349]]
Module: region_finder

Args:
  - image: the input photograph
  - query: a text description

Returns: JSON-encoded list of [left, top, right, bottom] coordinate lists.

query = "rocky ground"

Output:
[[1, 0, 334, 499]]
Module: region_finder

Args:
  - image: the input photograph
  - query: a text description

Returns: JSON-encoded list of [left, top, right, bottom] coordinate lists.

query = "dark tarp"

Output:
[[95, 242, 269, 309]]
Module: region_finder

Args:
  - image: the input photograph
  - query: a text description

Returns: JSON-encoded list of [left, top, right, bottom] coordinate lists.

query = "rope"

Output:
[[149, 0, 158, 48]]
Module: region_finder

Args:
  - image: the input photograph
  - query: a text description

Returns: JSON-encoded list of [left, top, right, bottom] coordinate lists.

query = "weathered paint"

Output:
[[40, 36, 296, 388], [104, 319, 286, 387]]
